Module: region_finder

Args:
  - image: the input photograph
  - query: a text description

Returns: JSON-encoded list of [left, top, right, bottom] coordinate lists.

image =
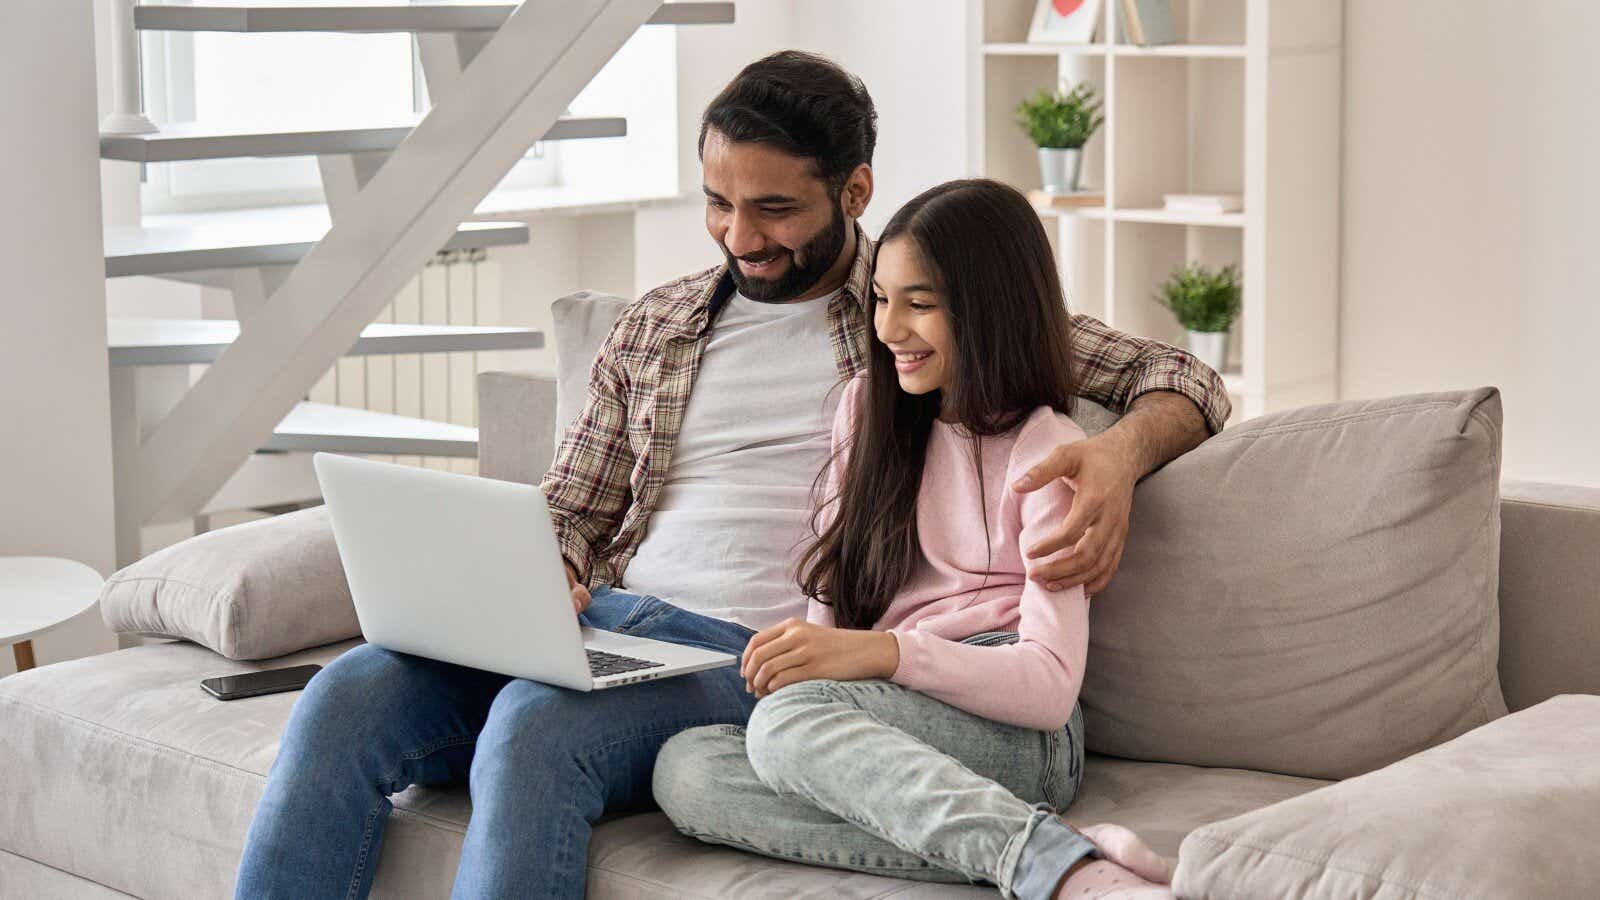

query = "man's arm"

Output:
[[538, 314, 639, 594], [1066, 313, 1231, 435], [1012, 314, 1229, 594]]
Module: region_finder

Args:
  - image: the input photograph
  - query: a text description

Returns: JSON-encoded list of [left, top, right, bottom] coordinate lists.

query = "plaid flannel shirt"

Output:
[[540, 225, 1231, 588]]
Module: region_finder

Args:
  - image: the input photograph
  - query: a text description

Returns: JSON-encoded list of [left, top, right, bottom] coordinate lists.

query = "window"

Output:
[[137, 22, 675, 214]]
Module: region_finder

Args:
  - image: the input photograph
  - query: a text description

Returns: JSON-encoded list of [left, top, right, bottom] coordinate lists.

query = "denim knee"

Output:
[[743, 680, 840, 793], [653, 725, 739, 831], [282, 645, 404, 745]]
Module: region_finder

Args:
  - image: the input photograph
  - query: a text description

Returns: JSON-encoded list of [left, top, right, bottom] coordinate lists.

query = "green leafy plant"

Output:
[[1156, 262, 1241, 333], [1014, 83, 1104, 150]]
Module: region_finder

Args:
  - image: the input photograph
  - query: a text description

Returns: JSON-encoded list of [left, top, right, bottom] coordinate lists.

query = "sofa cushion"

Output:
[[100, 506, 358, 660], [1175, 694, 1600, 899], [0, 641, 1326, 898], [551, 290, 631, 448], [1084, 388, 1509, 780]]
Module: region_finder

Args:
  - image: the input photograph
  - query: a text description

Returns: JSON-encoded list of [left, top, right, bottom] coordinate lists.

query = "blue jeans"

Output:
[[234, 587, 757, 899]]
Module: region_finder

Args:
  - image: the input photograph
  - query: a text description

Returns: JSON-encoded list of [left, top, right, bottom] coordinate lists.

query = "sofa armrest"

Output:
[[1498, 480, 1600, 711], [477, 370, 558, 487]]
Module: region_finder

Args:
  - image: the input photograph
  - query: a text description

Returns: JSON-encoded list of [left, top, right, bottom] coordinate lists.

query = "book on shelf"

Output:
[[1162, 193, 1243, 214], [1028, 189, 1106, 210], [1118, 0, 1177, 46]]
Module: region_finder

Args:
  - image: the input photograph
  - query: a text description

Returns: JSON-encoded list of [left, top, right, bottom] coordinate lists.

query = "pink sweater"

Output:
[[806, 377, 1090, 732]]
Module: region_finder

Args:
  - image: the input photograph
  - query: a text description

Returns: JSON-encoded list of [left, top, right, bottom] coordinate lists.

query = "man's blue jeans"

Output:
[[234, 587, 757, 899]]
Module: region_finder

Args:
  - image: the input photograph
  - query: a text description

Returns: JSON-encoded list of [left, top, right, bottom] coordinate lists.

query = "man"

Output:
[[235, 51, 1228, 899]]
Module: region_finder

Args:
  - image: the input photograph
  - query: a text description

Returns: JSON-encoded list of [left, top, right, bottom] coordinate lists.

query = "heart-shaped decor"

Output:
[[1054, 0, 1085, 17]]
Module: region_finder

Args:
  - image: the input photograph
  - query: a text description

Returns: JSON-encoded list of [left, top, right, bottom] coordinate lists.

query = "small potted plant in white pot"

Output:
[[1156, 262, 1240, 372], [1015, 82, 1103, 193]]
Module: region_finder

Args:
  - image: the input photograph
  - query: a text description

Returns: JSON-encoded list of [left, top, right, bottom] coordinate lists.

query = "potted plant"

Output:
[[1155, 262, 1240, 371], [1015, 82, 1104, 193]]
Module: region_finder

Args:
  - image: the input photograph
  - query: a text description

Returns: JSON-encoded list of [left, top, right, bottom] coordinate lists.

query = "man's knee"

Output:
[[468, 678, 581, 779], [288, 644, 406, 733]]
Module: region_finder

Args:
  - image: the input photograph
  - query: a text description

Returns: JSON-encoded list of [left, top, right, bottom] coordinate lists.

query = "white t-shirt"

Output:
[[622, 288, 844, 630]]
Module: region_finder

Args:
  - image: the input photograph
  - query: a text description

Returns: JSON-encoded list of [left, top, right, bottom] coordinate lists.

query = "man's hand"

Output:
[[1012, 430, 1140, 596], [564, 563, 591, 615], [740, 619, 899, 698]]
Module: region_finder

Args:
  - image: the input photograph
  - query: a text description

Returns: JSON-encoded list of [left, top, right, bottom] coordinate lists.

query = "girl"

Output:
[[652, 179, 1174, 899]]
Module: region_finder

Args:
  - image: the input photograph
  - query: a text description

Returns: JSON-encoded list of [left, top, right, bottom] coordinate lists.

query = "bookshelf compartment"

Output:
[[985, 54, 1108, 194], [1111, 56, 1243, 210]]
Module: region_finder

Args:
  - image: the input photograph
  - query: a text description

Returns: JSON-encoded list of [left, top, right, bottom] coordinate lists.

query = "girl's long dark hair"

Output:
[[798, 179, 1079, 630]]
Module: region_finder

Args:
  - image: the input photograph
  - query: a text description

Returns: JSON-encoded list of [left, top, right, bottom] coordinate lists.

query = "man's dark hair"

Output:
[[699, 50, 878, 191]]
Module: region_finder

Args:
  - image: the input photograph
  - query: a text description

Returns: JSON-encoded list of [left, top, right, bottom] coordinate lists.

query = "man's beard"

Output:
[[723, 202, 848, 303]]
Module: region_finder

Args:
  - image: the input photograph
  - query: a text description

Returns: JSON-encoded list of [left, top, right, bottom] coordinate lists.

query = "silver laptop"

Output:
[[312, 453, 736, 691]]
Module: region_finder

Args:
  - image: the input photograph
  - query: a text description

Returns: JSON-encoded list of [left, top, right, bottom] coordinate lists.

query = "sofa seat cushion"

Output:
[[0, 642, 1328, 899]]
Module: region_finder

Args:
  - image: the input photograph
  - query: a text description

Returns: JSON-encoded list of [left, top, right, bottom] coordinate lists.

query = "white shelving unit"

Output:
[[971, 0, 1341, 421]]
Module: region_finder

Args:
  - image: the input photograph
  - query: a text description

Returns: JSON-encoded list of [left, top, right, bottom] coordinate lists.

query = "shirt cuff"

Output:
[[553, 526, 594, 587], [888, 629, 933, 692]]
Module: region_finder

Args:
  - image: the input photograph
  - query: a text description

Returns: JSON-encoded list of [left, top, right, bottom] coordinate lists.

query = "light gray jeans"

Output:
[[652, 635, 1098, 899]]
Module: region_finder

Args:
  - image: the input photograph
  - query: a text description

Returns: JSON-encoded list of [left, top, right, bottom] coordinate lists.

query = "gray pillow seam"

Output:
[[1204, 400, 1460, 446], [1183, 831, 1454, 899]]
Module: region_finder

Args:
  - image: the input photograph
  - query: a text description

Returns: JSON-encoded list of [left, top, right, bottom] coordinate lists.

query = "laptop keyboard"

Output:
[[586, 649, 666, 678]]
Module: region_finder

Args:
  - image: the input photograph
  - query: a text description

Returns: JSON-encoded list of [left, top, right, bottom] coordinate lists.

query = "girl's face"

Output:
[[872, 237, 955, 400]]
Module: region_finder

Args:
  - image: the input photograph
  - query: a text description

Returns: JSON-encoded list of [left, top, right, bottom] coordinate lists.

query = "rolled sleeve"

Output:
[[1067, 313, 1232, 434]]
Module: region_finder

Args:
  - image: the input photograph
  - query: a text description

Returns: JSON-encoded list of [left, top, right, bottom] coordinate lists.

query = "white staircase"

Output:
[[100, 116, 627, 163], [104, 0, 734, 564]]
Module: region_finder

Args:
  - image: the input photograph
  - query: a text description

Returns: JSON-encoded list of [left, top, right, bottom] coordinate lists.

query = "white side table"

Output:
[[1, 557, 105, 672]]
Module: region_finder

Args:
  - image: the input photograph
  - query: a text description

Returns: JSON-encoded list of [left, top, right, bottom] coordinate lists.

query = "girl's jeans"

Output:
[[653, 633, 1097, 900], [233, 587, 757, 900]]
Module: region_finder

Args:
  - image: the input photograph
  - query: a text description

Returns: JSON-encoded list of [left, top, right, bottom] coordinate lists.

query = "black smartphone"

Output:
[[201, 664, 321, 701]]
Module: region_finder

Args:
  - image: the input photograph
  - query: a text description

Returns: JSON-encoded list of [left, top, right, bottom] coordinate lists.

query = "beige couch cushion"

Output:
[[1175, 694, 1600, 899], [99, 506, 358, 660], [1084, 389, 1509, 780], [0, 641, 1325, 898]]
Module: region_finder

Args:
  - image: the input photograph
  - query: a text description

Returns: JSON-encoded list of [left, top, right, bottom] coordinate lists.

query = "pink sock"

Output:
[[1077, 824, 1174, 885], [1055, 859, 1173, 899]]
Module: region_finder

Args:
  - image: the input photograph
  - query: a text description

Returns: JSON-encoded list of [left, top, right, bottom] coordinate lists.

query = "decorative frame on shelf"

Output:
[[1028, 0, 1103, 45]]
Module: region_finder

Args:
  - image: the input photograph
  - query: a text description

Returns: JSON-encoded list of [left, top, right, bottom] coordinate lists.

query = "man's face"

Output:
[[701, 130, 848, 302]]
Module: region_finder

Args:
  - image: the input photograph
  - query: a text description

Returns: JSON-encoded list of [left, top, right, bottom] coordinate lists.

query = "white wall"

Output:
[[789, 1, 972, 235], [0, 1, 120, 677], [1341, 0, 1600, 486]]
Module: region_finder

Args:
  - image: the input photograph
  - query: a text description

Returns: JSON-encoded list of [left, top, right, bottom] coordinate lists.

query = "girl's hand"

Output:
[[740, 619, 900, 697]]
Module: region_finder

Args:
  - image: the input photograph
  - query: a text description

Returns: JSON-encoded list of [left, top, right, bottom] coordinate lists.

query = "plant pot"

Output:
[[1186, 329, 1229, 372], [1038, 147, 1083, 193]]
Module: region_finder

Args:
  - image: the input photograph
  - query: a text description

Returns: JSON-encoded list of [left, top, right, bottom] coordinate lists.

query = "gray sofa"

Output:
[[3, 293, 1598, 898]]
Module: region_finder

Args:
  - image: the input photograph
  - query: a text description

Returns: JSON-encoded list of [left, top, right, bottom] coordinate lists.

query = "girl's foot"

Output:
[[1077, 823, 1173, 885], [1051, 822, 1173, 899], [1051, 859, 1172, 899]]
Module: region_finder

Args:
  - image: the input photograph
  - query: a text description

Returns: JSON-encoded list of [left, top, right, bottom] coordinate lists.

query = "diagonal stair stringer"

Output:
[[133, 0, 664, 524]]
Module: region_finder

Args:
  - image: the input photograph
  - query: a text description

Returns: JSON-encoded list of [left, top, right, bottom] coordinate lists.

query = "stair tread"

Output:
[[102, 116, 626, 163], [105, 208, 527, 277], [135, 2, 735, 33], [266, 401, 477, 457], [108, 318, 544, 366]]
